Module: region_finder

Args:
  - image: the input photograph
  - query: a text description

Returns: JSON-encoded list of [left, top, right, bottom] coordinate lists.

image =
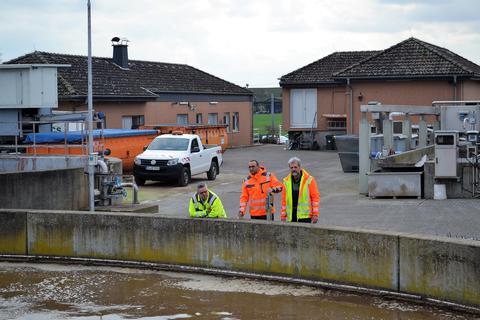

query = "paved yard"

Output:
[[133, 144, 480, 241]]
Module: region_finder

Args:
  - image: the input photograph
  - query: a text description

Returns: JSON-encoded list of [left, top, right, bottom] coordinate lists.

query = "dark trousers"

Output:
[[294, 218, 311, 223], [251, 215, 274, 221]]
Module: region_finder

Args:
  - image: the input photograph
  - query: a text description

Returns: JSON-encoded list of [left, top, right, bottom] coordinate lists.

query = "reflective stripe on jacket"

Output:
[[281, 169, 320, 221], [239, 166, 283, 217], [189, 190, 227, 218]]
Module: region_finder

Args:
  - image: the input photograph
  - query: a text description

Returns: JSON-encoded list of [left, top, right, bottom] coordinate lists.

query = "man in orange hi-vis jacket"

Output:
[[281, 156, 320, 223], [238, 160, 283, 220]]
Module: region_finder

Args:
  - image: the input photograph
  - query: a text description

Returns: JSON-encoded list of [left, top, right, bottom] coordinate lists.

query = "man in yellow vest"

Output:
[[189, 182, 227, 218], [281, 157, 320, 223]]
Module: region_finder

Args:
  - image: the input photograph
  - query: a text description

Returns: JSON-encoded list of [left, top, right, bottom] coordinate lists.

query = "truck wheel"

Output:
[[207, 162, 218, 180], [135, 176, 146, 186], [178, 167, 190, 186]]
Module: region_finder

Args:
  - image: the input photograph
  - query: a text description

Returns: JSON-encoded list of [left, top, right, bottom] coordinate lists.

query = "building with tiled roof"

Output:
[[5, 44, 253, 147], [279, 37, 480, 145]]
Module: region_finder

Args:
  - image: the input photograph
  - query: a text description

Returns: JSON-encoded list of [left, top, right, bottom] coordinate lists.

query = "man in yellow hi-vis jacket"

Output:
[[281, 157, 320, 223], [189, 182, 227, 218]]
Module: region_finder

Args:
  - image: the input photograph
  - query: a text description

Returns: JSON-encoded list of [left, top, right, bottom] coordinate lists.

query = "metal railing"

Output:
[[0, 119, 104, 157]]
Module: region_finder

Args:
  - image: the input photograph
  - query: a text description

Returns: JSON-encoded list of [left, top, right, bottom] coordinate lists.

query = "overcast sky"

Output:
[[1, 0, 479, 87]]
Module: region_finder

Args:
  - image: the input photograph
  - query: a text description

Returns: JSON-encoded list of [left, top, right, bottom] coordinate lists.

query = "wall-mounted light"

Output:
[[209, 101, 218, 105], [171, 102, 178, 105], [179, 101, 189, 106], [358, 92, 363, 101]]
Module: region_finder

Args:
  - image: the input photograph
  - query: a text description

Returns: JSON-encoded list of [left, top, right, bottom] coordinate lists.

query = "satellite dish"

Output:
[[111, 36, 120, 43]]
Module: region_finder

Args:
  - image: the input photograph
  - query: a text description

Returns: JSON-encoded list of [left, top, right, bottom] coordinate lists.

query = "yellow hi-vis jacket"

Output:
[[281, 169, 320, 221], [189, 190, 227, 218]]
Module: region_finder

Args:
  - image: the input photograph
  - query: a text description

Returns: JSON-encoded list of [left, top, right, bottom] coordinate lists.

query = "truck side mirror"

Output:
[[143, 146, 148, 151], [192, 146, 200, 153]]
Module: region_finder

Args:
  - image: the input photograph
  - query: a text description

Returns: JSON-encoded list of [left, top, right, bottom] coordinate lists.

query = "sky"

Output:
[[1, 0, 479, 88]]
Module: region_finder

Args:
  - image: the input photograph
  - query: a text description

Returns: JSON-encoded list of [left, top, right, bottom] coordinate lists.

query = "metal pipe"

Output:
[[121, 182, 139, 204], [87, 0, 94, 212], [347, 78, 353, 134], [453, 76, 457, 101], [97, 159, 108, 173], [432, 100, 480, 106], [388, 112, 405, 120]]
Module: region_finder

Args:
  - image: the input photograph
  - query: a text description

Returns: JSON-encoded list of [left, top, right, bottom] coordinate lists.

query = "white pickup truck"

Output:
[[133, 133, 223, 186]]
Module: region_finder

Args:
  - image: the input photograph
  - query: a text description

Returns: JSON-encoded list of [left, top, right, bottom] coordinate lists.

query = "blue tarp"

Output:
[[24, 129, 158, 144]]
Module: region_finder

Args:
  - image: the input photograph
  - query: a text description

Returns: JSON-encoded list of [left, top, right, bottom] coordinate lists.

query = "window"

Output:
[[122, 115, 144, 129], [327, 119, 346, 130], [196, 113, 203, 124], [190, 138, 199, 151], [223, 112, 230, 132], [132, 115, 144, 129], [177, 114, 188, 125], [290, 89, 317, 128], [208, 113, 218, 124], [233, 112, 239, 132], [393, 121, 403, 134]]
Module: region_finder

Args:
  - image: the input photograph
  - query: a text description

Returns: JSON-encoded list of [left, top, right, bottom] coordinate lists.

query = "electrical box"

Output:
[[88, 152, 99, 166], [0, 64, 68, 109], [440, 106, 480, 132], [434, 131, 458, 179]]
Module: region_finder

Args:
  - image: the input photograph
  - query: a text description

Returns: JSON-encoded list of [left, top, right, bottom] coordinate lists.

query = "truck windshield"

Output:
[[148, 138, 190, 151]]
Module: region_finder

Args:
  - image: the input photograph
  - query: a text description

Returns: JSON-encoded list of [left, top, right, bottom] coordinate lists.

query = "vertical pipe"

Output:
[[347, 79, 353, 134], [453, 76, 457, 101], [87, 0, 95, 212]]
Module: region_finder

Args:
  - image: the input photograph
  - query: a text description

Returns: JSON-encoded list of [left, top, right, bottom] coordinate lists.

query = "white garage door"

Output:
[[290, 89, 317, 128]]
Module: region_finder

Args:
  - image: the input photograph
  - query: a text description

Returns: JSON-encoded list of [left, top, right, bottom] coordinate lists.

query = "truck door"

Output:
[[189, 137, 203, 175]]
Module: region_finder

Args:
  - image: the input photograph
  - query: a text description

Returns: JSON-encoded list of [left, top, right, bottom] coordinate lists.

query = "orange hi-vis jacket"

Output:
[[239, 166, 283, 217], [281, 169, 320, 221]]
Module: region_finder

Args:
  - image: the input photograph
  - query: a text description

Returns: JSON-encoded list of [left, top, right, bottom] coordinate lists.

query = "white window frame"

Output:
[[208, 113, 218, 125], [196, 113, 203, 124], [233, 112, 239, 132], [177, 114, 188, 125], [223, 112, 231, 132], [290, 89, 317, 128]]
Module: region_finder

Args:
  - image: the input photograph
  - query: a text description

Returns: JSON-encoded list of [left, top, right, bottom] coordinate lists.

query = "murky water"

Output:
[[0, 262, 477, 320]]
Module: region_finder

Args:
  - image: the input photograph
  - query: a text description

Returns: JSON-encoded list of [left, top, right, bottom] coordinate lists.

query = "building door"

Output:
[[290, 89, 317, 128]]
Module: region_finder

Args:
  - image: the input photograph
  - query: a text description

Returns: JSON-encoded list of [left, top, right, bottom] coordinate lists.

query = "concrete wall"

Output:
[[0, 169, 88, 210], [0, 209, 478, 309]]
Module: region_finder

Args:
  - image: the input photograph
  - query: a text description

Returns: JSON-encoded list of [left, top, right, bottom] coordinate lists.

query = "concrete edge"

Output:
[[2, 208, 478, 247]]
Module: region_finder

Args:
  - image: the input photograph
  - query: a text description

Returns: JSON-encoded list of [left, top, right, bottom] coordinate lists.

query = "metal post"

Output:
[[266, 192, 273, 221], [271, 93, 275, 139], [87, 0, 95, 212], [359, 111, 370, 194]]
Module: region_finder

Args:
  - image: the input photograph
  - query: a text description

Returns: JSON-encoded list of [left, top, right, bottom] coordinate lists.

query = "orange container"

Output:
[[25, 129, 159, 172], [143, 124, 229, 152]]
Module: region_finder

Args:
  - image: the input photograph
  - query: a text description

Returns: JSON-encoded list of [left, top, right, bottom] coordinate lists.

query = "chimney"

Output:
[[111, 37, 129, 69]]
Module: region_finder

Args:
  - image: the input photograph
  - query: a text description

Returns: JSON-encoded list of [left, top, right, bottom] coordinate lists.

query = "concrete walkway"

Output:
[[138, 144, 480, 241]]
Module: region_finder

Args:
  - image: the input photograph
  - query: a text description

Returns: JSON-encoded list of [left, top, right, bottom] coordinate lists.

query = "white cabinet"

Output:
[[434, 131, 458, 178]]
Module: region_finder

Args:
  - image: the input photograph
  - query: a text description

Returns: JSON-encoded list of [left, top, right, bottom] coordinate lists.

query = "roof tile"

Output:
[[5, 51, 252, 99]]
